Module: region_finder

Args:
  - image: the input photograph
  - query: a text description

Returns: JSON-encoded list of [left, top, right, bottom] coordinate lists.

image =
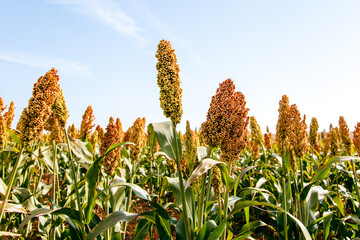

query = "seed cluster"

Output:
[[79, 106, 95, 140], [250, 116, 263, 146], [101, 117, 121, 175], [20, 68, 60, 144], [201, 79, 249, 163], [353, 123, 360, 156], [128, 117, 146, 161], [155, 40, 182, 124], [339, 116, 352, 155], [276, 95, 290, 154], [309, 117, 319, 147]]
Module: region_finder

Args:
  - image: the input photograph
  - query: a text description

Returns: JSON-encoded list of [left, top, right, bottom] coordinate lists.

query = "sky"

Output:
[[1, 1, 360, 133]]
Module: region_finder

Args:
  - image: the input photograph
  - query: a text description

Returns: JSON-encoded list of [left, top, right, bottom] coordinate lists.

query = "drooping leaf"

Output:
[[99, 182, 150, 201], [133, 218, 152, 240], [150, 122, 182, 162], [185, 158, 226, 189], [0, 201, 27, 214], [196, 220, 217, 240], [7, 128, 20, 145], [85, 211, 138, 240], [227, 200, 312, 240], [0, 231, 22, 237], [207, 222, 226, 240]]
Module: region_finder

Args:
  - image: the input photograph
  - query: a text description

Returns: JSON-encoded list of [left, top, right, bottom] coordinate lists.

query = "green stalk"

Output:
[[282, 142, 288, 240], [105, 176, 110, 240], [173, 123, 191, 240], [197, 174, 207, 230], [64, 131, 84, 226], [122, 159, 135, 240], [351, 160, 360, 202], [0, 145, 24, 225], [221, 165, 231, 240], [52, 140, 58, 240]]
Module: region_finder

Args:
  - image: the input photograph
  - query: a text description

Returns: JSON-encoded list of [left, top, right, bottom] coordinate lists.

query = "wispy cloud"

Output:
[[0, 52, 91, 76], [51, 0, 143, 42]]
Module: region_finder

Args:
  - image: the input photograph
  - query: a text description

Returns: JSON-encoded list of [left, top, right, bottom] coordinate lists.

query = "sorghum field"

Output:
[[1, 40, 360, 240]]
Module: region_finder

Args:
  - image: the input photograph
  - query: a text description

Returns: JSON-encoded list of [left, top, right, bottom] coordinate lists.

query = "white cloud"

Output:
[[51, 0, 143, 42], [0, 53, 91, 76]]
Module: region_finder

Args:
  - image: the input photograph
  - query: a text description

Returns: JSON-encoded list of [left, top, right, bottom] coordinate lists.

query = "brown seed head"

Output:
[[79, 106, 95, 140], [101, 117, 121, 175], [264, 133, 272, 150], [286, 104, 308, 159], [185, 120, 197, 170], [115, 118, 124, 142], [128, 117, 146, 161], [4, 101, 15, 128], [339, 116, 352, 155], [250, 116, 263, 146], [353, 123, 360, 156], [219, 90, 249, 164], [276, 95, 290, 153], [156, 40, 182, 124], [309, 117, 319, 147], [96, 125, 104, 144], [329, 127, 340, 156], [20, 68, 60, 144]]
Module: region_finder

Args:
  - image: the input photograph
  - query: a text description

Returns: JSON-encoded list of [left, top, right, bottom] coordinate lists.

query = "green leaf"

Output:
[[151, 201, 172, 240], [207, 222, 226, 240], [196, 220, 217, 240], [0, 178, 7, 196], [312, 156, 360, 182], [84, 142, 133, 224], [150, 122, 182, 162], [19, 207, 81, 231], [0, 201, 27, 214], [99, 182, 151, 201], [234, 221, 267, 239], [7, 128, 20, 145], [133, 218, 152, 240], [0, 231, 22, 237], [85, 211, 138, 240], [227, 200, 312, 240], [185, 158, 226, 189]]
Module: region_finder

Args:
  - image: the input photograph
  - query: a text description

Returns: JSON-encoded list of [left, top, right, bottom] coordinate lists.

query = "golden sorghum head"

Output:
[[276, 95, 290, 152], [264, 133, 272, 150], [0, 115, 6, 146], [353, 123, 360, 156], [101, 117, 121, 175], [128, 117, 146, 161], [212, 166, 223, 196], [51, 89, 68, 128], [4, 101, 15, 128], [79, 106, 95, 140], [90, 130, 99, 153], [322, 133, 330, 156], [219, 90, 249, 164], [115, 118, 124, 142], [49, 117, 64, 143], [329, 127, 340, 156], [67, 124, 79, 139], [286, 104, 308, 159], [266, 126, 270, 133], [0, 98, 5, 112], [155, 39, 183, 124], [309, 117, 319, 147], [185, 120, 197, 171], [314, 142, 320, 154], [17, 108, 26, 132], [250, 116, 263, 146], [20, 68, 60, 144], [166, 158, 177, 174], [251, 142, 259, 160], [95, 125, 104, 144], [339, 116, 352, 155]]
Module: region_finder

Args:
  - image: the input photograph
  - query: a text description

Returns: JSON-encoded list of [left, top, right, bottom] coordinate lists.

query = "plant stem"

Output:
[[351, 160, 360, 202], [52, 141, 57, 240], [172, 123, 191, 240], [197, 173, 207, 231], [282, 142, 288, 240], [105, 176, 110, 240], [0, 145, 24, 226], [64, 131, 84, 227]]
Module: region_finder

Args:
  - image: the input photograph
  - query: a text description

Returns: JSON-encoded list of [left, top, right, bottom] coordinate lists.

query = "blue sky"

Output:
[[1, 1, 360, 133]]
